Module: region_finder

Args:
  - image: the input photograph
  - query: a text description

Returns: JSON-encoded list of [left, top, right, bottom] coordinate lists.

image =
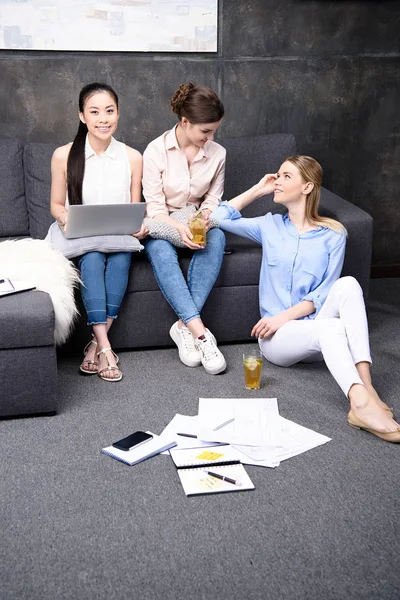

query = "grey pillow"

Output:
[[144, 204, 219, 248], [45, 222, 143, 258]]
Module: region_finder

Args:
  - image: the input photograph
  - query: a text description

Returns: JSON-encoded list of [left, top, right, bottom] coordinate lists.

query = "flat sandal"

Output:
[[80, 338, 98, 375], [97, 347, 123, 383]]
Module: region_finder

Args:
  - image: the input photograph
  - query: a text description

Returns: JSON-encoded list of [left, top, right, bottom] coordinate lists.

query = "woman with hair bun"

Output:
[[50, 82, 147, 382], [142, 82, 227, 375], [213, 155, 400, 443]]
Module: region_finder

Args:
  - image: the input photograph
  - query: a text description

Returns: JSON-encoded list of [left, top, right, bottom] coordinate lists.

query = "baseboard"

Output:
[[371, 265, 400, 278]]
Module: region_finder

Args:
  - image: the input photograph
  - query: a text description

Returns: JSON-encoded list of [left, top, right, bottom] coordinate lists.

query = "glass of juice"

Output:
[[243, 351, 263, 390], [189, 212, 206, 247]]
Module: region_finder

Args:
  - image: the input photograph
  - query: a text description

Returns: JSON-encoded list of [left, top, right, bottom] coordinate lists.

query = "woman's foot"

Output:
[[169, 321, 201, 367], [194, 330, 226, 375], [80, 339, 98, 375], [364, 384, 393, 415], [348, 409, 400, 443], [348, 385, 400, 441], [97, 347, 122, 382]]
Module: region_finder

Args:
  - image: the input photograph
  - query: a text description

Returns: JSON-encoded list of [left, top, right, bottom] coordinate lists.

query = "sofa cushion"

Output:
[[125, 244, 262, 293], [24, 142, 58, 239], [45, 222, 144, 258], [0, 138, 29, 237], [0, 290, 55, 350]]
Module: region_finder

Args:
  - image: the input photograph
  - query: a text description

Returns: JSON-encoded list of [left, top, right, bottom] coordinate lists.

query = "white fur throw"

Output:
[[0, 239, 80, 345]]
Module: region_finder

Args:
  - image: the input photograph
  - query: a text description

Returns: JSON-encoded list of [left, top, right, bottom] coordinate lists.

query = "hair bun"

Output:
[[170, 82, 195, 115]]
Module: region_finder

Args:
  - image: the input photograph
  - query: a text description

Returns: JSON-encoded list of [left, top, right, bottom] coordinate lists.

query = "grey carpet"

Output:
[[1, 279, 399, 600]]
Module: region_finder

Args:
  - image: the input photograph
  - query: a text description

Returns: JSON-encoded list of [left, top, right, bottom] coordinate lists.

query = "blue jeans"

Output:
[[144, 228, 226, 324], [79, 251, 132, 325]]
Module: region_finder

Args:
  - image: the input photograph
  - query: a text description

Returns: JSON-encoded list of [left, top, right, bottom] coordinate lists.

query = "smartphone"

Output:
[[112, 431, 153, 452]]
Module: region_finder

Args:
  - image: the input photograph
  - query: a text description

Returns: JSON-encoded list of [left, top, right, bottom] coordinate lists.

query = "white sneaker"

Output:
[[205, 328, 217, 346], [194, 331, 227, 375], [169, 322, 201, 367]]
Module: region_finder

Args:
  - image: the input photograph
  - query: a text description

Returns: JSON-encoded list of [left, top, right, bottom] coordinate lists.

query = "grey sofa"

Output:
[[0, 134, 373, 417]]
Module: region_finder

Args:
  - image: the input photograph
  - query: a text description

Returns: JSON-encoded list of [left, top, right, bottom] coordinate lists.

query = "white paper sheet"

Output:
[[232, 416, 331, 468], [159, 413, 224, 453], [197, 397, 280, 446], [159, 407, 332, 468], [275, 417, 331, 461]]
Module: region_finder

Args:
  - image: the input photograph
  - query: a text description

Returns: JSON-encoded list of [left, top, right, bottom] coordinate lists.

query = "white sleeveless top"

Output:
[[67, 136, 131, 206]]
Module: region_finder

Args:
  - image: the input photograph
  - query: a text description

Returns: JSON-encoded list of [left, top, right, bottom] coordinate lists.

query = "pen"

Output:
[[202, 470, 242, 487], [177, 432, 198, 438], [213, 417, 235, 431]]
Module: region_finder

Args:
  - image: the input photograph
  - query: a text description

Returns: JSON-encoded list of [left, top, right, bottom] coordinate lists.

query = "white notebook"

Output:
[[176, 464, 255, 497], [0, 278, 35, 297], [102, 432, 176, 466], [170, 446, 255, 496], [169, 445, 240, 468]]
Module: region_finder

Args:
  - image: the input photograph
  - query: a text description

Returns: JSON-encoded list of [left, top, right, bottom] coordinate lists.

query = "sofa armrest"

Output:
[[319, 187, 373, 298]]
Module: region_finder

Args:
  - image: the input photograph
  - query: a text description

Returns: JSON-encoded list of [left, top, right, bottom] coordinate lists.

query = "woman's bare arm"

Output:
[[50, 144, 71, 228], [228, 173, 278, 211], [126, 146, 143, 204]]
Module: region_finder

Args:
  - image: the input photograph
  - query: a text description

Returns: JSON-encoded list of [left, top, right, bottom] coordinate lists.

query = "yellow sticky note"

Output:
[[195, 450, 224, 462]]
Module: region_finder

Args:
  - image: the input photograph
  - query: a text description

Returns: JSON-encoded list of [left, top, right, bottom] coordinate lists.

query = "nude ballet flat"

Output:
[[348, 409, 400, 443]]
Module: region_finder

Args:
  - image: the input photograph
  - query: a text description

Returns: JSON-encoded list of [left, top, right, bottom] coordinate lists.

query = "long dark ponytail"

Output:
[[67, 82, 119, 205]]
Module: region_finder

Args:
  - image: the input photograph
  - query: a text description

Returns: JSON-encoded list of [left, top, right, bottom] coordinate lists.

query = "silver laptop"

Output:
[[65, 203, 146, 239]]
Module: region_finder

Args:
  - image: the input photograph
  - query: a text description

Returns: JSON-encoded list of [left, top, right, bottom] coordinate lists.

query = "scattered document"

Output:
[[160, 406, 331, 471], [197, 397, 280, 447], [159, 413, 224, 452], [276, 416, 331, 461], [231, 445, 281, 469], [232, 416, 331, 468]]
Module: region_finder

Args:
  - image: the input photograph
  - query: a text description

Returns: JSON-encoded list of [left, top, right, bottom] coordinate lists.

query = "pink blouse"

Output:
[[142, 125, 226, 218]]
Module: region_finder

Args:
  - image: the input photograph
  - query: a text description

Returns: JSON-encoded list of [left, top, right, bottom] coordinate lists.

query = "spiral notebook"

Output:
[[170, 445, 240, 468], [170, 446, 255, 496]]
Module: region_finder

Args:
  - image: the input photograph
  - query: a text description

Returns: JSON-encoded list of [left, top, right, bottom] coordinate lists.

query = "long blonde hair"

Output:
[[285, 155, 346, 235]]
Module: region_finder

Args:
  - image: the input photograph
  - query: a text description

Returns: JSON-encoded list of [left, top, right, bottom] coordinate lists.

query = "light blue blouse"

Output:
[[213, 202, 346, 320]]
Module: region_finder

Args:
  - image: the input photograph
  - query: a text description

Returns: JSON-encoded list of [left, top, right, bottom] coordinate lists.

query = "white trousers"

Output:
[[259, 277, 372, 397]]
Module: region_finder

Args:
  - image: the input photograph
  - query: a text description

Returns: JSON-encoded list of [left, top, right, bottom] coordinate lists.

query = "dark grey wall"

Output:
[[1, 1, 399, 265]]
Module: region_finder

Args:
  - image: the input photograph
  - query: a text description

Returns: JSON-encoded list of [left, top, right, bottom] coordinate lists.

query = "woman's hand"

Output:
[[176, 223, 204, 250], [200, 208, 212, 231], [255, 173, 278, 197], [251, 313, 290, 339], [56, 211, 68, 233], [132, 223, 149, 239]]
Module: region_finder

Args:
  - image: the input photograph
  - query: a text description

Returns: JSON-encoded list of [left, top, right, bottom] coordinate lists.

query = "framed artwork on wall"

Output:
[[0, 0, 218, 52]]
